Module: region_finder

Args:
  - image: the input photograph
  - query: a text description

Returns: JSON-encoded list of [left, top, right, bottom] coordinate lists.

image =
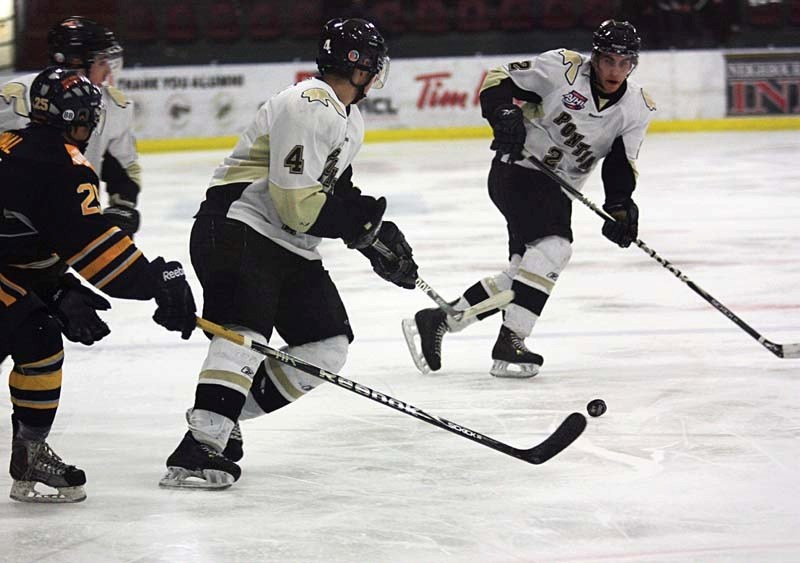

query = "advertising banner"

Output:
[[725, 52, 800, 116]]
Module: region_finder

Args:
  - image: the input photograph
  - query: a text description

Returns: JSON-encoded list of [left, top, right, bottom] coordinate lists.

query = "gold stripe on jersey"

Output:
[[94, 249, 143, 289], [0, 286, 16, 306], [76, 235, 134, 281], [0, 273, 27, 295], [210, 135, 270, 187], [65, 143, 96, 171], [125, 161, 142, 186], [0, 131, 23, 154], [8, 253, 61, 269], [268, 181, 326, 233], [68, 227, 119, 265], [480, 67, 510, 93], [301, 88, 346, 119]]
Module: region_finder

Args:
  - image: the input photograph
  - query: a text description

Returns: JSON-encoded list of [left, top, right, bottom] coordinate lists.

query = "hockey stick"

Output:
[[414, 277, 514, 321], [527, 155, 800, 359], [371, 240, 513, 321], [196, 317, 587, 465]]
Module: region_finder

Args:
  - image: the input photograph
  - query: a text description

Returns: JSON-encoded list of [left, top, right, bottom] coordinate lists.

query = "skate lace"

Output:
[[197, 441, 227, 460], [229, 423, 242, 443], [434, 321, 447, 349], [31, 442, 71, 478], [509, 330, 530, 353]]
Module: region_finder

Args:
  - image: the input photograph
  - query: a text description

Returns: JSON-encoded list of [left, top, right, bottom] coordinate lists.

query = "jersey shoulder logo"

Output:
[[64, 144, 96, 171], [106, 85, 131, 109], [641, 88, 657, 111], [0, 82, 30, 117], [557, 49, 583, 85], [301, 88, 346, 119], [562, 90, 588, 110]]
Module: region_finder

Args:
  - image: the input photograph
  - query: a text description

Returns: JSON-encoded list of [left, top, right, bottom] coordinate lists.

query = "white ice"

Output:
[[2, 130, 799, 563]]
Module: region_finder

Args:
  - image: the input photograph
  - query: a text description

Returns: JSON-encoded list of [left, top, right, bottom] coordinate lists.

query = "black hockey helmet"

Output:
[[317, 18, 389, 88], [48, 16, 123, 70], [29, 67, 104, 132], [592, 20, 641, 61]]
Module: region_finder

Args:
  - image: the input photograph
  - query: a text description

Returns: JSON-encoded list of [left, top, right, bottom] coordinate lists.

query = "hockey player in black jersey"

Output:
[[0, 67, 196, 503], [403, 20, 656, 378], [160, 18, 418, 490], [0, 16, 142, 238]]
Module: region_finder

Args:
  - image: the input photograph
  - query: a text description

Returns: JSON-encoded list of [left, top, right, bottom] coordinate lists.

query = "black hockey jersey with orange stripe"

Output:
[[0, 125, 153, 300]]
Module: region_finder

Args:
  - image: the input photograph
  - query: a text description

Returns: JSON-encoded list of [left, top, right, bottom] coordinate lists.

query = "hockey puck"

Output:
[[587, 399, 607, 417]]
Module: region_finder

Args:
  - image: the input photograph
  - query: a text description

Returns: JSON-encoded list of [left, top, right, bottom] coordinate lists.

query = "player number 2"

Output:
[[76, 182, 101, 216]]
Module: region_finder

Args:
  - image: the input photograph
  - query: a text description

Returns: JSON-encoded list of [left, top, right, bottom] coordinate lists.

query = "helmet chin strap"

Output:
[[348, 70, 374, 105]]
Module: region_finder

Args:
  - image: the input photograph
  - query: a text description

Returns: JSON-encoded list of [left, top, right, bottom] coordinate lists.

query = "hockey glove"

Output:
[[345, 196, 387, 250], [359, 221, 418, 289], [50, 273, 111, 345], [103, 196, 140, 237], [148, 257, 197, 339], [490, 104, 526, 162], [602, 199, 639, 248]]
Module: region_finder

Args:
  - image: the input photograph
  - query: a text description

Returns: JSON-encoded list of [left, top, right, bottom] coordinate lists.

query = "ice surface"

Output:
[[1, 131, 799, 562]]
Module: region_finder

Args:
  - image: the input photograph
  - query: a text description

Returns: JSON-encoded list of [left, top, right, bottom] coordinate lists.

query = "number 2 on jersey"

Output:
[[77, 183, 101, 216]]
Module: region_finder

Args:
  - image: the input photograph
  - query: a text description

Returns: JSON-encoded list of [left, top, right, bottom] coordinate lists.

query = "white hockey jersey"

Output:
[[0, 72, 140, 190], [485, 49, 656, 190], [208, 77, 365, 261]]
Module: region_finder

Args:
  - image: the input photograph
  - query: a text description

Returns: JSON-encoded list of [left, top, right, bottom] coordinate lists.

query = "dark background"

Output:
[[13, 0, 800, 70]]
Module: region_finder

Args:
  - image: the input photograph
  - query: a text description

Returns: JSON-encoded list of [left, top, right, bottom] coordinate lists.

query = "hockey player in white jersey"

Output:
[[0, 17, 141, 238], [403, 20, 656, 378], [159, 18, 418, 489]]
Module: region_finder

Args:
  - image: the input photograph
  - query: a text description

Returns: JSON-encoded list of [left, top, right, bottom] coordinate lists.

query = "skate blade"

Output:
[[401, 318, 431, 374], [10, 480, 86, 503], [490, 360, 540, 379], [159, 467, 235, 490]]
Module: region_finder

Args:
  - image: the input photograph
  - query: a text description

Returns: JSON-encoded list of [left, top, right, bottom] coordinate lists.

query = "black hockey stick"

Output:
[[527, 155, 800, 359], [197, 317, 587, 465], [372, 240, 513, 321]]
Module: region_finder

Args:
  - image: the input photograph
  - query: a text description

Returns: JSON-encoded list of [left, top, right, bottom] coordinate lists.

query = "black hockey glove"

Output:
[[602, 199, 639, 248], [490, 104, 526, 162], [345, 196, 387, 250], [148, 257, 196, 339], [49, 273, 111, 345], [359, 221, 418, 289], [103, 198, 140, 237]]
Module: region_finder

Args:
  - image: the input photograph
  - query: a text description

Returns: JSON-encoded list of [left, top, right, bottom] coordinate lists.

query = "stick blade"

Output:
[[778, 343, 800, 358], [520, 412, 587, 465]]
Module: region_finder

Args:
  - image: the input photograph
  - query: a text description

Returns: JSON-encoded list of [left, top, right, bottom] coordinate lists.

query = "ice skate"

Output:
[[9, 439, 87, 503], [159, 431, 241, 490], [222, 421, 243, 462], [489, 326, 543, 378], [402, 307, 448, 374]]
